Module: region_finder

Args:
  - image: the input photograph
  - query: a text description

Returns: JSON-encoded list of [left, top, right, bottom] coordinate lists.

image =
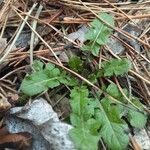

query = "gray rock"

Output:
[[134, 129, 150, 149], [107, 35, 125, 54], [118, 23, 142, 52], [5, 98, 76, 150]]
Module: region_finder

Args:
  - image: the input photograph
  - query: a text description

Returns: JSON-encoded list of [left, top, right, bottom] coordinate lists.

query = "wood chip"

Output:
[[0, 93, 11, 112], [0, 132, 32, 150]]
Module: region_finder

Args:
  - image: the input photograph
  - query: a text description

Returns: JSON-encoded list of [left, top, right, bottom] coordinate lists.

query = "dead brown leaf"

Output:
[[0, 93, 11, 112]]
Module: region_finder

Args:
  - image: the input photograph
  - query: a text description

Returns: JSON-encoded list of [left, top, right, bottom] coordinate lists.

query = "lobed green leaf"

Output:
[[20, 61, 66, 96], [102, 58, 132, 76], [82, 13, 114, 56]]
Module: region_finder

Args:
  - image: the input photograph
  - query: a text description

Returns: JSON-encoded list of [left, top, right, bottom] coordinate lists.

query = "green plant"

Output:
[[82, 13, 114, 56], [69, 87, 100, 150], [20, 12, 147, 150], [102, 58, 132, 77], [69, 83, 147, 150], [20, 60, 147, 150], [20, 60, 68, 96], [69, 56, 84, 72]]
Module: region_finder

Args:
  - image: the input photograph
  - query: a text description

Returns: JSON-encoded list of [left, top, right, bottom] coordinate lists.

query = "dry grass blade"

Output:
[[0, 3, 38, 64], [30, 4, 43, 65], [12, 6, 63, 65]]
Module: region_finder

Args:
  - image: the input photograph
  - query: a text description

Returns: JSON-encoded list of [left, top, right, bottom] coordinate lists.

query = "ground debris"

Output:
[[0, 0, 150, 149]]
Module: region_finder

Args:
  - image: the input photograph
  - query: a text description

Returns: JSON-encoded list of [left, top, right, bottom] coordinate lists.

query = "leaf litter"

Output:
[[0, 0, 150, 150]]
